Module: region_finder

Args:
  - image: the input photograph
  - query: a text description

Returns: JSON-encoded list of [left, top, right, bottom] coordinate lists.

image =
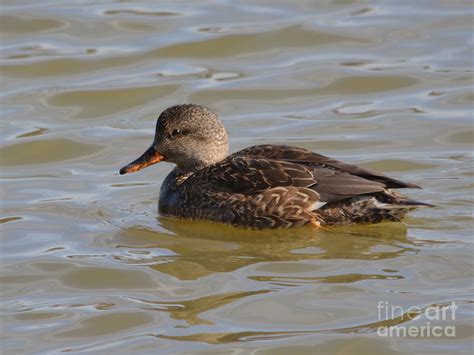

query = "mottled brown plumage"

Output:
[[120, 104, 432, 229]]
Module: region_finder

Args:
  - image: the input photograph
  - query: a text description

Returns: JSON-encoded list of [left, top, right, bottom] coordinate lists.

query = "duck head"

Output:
[[119, 104, 229, 174]]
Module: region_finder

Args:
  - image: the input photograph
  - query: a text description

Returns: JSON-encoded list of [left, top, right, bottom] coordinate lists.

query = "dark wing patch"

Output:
[[235, 144, 420, 189], [196, 155, 386, 204], [311, 169, 385, 202]]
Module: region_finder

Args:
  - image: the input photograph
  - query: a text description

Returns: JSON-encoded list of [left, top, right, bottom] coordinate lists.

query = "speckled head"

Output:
[[119, 104, 229, 174]]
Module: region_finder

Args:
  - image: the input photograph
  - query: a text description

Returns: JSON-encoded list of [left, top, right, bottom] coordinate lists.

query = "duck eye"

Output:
[[170, 129, 181, 138]]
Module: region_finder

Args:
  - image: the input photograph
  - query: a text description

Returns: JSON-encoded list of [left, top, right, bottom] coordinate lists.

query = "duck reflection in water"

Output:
[[116, 218, 414, 281]]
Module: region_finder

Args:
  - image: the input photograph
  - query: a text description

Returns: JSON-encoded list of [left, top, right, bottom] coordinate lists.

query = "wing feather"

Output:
[[196, 154, 386, 204], [234, 144, 420, 189]]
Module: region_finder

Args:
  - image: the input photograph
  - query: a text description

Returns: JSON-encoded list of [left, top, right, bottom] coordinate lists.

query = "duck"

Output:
[[119, 104, 432, 229]]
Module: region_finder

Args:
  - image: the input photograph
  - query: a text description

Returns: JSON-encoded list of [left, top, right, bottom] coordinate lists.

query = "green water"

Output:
[[1, 0, 473, 353]]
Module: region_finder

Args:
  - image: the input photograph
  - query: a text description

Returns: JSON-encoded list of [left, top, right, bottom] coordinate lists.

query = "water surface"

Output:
[[1, 0, 473, 353]]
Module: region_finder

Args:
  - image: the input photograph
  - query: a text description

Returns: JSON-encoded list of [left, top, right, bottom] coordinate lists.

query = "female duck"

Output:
[[120, 104, 431, 229]]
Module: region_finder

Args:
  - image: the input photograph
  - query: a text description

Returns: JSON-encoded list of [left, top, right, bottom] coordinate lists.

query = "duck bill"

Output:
[[119, 145, 165, 175]]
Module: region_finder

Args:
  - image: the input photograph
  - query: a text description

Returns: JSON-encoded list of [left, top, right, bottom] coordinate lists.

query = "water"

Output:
[[1, 0, 473, 353]]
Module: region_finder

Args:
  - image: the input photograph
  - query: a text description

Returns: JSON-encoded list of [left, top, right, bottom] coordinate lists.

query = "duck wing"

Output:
[[234, 144, 420, 189], [198, 155, 387, 204]]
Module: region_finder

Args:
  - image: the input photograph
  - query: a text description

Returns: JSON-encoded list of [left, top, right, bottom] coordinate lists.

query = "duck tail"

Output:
[[377, 190, 435, 209], [398, 199, 435, 208], [375, 198, 435, 210]]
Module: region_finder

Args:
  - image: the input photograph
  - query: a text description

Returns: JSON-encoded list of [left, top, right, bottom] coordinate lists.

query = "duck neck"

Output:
[[176, 145, 229, 173]]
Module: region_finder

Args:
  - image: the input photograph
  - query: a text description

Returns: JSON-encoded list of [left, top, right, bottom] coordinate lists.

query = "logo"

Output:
[[376, 301, 457, 337]]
